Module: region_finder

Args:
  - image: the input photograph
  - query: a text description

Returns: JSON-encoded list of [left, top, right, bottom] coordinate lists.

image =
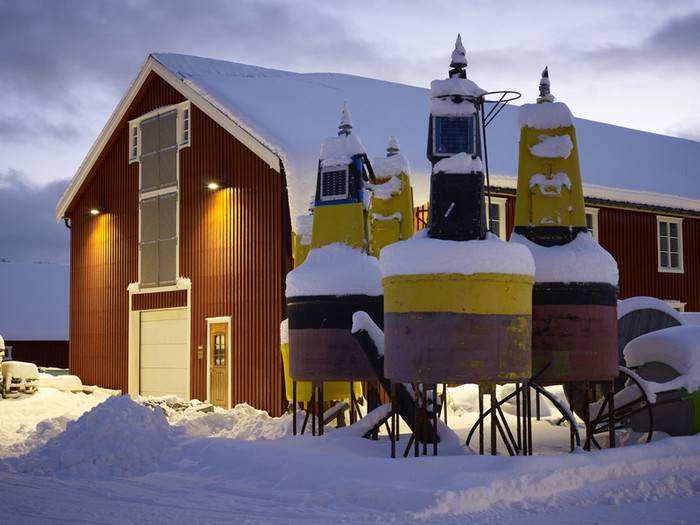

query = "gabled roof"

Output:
[[57, 53, 700, 223]]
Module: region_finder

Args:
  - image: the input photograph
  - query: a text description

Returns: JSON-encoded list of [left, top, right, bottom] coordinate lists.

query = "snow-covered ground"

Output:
[[1, 387, 699, 524]]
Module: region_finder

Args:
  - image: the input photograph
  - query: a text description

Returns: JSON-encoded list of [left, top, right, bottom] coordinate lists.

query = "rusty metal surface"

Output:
[[532, 303, 618, 383], [384, 312, 532, 384], [288, 328, 375, 381]]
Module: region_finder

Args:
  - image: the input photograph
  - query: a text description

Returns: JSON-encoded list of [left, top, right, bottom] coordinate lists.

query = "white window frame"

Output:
[[180, 106, 190, 146], [130, 103, 190, 290], [128, 101, 191, 164], [585, 207, 599, 242], [664, 300, 686, 312], [486, 196, 507, 240], [128, 123, 139, 163], [656, 216, 684, 274]]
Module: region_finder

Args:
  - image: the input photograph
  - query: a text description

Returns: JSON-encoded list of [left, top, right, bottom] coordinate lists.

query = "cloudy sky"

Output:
[[1, 0, 699, 264]]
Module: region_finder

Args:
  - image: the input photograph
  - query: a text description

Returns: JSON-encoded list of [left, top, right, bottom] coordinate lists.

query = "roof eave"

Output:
[[55, 54, 281, 222]]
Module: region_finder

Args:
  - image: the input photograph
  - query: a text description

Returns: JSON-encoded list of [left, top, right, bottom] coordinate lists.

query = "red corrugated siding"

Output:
[[132, 290, 187, 310], [598, 207, 699, 311], [5, 341, 69, 368], [69, 74, 289, 415], [415, 195, 699, 310]]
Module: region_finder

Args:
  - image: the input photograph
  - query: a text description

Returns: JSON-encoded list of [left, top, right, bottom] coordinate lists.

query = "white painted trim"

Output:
[[656, 215, 684, 274], [486, 196, 507, 240], [127, 279, 192, 398], [56, 55, 280, 221], [664, 300, 686, 312], [585, 207, 599, 242], [205, 316, 232, 409]]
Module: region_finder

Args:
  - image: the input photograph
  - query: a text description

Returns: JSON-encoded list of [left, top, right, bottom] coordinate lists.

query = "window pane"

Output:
[[159, 147, 177, 188], [141, 152, 159, 192], [671, 253, 679, 268], [659, 221, 668, 236], [140, 197, 159, 243], [140, 241, 158, 287], [140, 117, 159, 155], [158, 238, 177, 285], [434, 116, 474, 156], [489, 203, 500, 222], [159, 193, 177, 239], [669, 222, 678, 237], [660, 252, 669, 267], [159, 111, 177, 149], [670, 237, 678, 254], [660, 236, 669, 253]]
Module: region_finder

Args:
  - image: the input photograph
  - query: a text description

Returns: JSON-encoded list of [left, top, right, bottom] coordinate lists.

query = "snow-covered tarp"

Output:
[[381, 229, 535, 278], [623, 325, 700, 394], [510, 232, 619, 285], [617, 296, 685, 323], [148, 54, 700, 225], [285, 243, 382, 297]]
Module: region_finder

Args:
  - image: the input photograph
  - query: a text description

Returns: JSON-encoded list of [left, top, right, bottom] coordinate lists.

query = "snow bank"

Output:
[[529, 172, 571, 196], [624, 325, 700, 393], [171, 403, 294, 441], [319, 134, 365, 168], [518, 102, 574, 129], [371, 153, 409, 182], [433, 152, 483, 174], [510, 232, 618, 285], [682, 312, 700, 325], [0, 388, 111, 458], [381, 230, 535, 278], [529, 134, 574, 159], [416, 440, 700, 519], [617, 296, 685, 323], [4, 395, 176, 478], [351, 311, 384, 356], [286, 243, 382, 297]]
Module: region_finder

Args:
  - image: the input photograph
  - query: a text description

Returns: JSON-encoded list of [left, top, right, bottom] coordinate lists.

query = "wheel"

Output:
[[584, 367, 654, 449]]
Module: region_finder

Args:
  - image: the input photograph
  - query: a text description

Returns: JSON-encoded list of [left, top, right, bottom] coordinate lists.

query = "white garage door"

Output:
[[139, 308, 189, 400]]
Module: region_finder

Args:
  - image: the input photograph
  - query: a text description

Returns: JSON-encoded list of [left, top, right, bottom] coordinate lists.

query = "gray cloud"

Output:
[[0, 170, 69, 264], [581, 11, 700, 70], [0, 114, 82, 143]]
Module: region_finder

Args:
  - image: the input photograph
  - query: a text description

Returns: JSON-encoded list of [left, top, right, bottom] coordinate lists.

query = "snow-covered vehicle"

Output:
[[1, 360, 39, 396]]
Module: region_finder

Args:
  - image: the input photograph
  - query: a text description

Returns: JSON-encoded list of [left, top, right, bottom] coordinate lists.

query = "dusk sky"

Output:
[[1, 0, 699, 264]]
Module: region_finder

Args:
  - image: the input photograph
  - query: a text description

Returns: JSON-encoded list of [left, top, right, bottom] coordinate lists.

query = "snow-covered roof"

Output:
[[58, 53, 700, 224], [0, 261, 69, 340]]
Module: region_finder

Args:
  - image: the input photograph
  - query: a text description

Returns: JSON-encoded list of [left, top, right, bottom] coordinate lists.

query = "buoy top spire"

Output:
[[449, 34, 468, 78], [386, 135, 400, 157], [537, 66, 555, 103], [338, 102, 353, 136]]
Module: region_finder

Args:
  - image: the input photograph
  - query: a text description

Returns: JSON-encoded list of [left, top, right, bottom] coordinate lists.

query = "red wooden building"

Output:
[[57, 53, 700, 414]]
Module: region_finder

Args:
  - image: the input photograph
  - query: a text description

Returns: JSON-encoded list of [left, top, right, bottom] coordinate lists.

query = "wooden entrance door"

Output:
[[209, 322, 229, 408]]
